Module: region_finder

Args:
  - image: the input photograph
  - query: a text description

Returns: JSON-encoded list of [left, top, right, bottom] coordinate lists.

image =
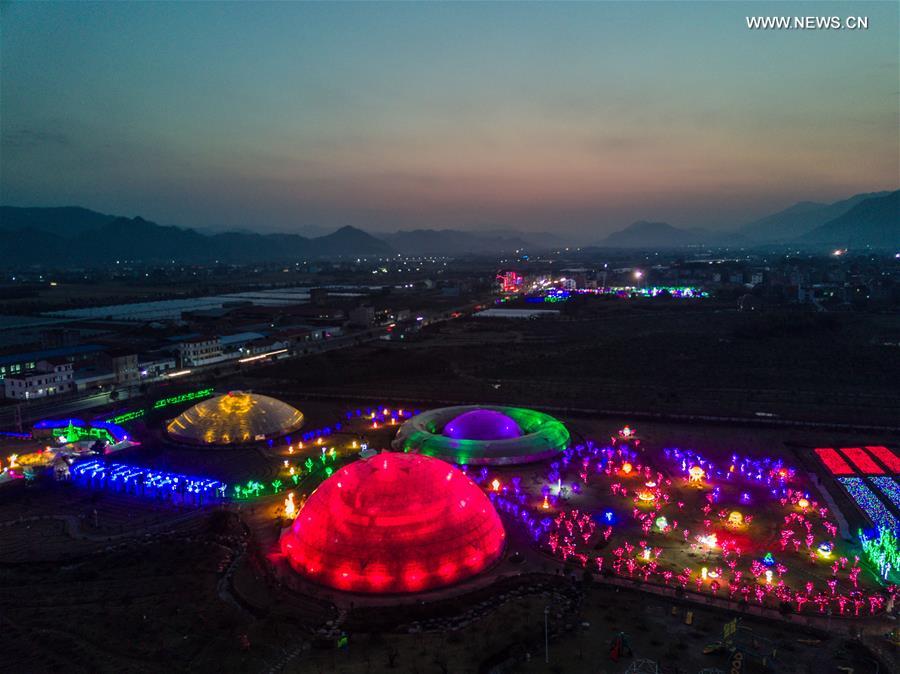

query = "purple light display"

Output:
[[443, 410, 523, 441]]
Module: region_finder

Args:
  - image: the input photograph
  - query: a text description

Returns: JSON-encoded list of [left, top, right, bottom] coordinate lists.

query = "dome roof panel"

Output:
[[166, 391, 303, 445]]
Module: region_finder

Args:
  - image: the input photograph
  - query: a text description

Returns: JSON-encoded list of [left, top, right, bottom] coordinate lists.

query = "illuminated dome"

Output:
[[280, 452, 505, 593], [393, 405, 569, 465], [444, 410, 523, 441], [166, 391, 303, 445]]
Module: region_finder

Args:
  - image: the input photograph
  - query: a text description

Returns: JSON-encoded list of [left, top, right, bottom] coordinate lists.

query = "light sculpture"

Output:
[[392, 405, 569, 465], [280, 452, 505, 593], [284, 492, 297, 519], [166, 392, 304, 445], [637, 488, 656, 503]]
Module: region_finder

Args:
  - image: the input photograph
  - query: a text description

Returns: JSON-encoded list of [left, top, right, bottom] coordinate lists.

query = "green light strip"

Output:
[[103, 388, 214, 425], [105, 409, 146, 425], [152, 387, 215, 410]]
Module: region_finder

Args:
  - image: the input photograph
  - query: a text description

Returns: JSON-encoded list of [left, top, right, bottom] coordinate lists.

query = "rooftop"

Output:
[[0, 344, 106, 367]]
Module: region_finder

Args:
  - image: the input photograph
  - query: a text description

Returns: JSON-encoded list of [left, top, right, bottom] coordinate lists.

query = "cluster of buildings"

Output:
[[496, 252, 900, 310], [0, 303, 343, 401], [0, 280, 490, 403]]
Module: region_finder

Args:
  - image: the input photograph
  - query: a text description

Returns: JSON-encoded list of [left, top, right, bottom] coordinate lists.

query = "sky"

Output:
[[1, 1, 897, 240]]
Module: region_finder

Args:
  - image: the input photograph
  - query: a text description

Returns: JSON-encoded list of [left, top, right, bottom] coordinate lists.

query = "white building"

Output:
[[138, 354, 178, 379], [178, 337, 224, 367], [2, 359, 74, 400]]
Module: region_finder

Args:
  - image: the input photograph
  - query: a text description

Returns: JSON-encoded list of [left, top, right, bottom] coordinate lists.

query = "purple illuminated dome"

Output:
[[443, 410, 523, 441]]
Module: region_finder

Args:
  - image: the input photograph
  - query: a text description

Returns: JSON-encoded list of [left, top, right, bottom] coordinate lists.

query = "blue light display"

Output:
[[839, 477, 900, 535], [870, 476, 900, 510], [663, 446, 794, 492], [71, 459, 227, 506]]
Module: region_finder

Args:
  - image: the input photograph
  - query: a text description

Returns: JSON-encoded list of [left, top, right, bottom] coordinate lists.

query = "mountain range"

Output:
[[799, 191, 899, 248], [601, 221, 746, 248], [379, 229, 560, 255], [598, 190, 898, 249], [734, 191, 892, 242], [1, 189, 897, 266], [0, 207, 393, 265]]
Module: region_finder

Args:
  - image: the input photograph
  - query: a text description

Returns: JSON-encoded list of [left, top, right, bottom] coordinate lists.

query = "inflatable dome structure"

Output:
[[392, 405, 568, 465], [280, 452, 505, 593], [166, 391, 303, 445], [444, 409, 523, 441]]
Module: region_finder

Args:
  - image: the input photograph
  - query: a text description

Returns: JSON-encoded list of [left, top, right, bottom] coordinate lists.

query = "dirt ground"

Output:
[[240, 307, 900, 426]]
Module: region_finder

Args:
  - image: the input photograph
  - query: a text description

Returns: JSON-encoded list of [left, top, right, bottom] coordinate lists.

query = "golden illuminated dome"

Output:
[[166, 391, 303, 445]]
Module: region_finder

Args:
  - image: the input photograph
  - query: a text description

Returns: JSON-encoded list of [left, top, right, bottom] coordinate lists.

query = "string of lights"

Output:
[[838, 477, 900, 535], [71, 459, 227, 505], [869, 477, 900, 510]]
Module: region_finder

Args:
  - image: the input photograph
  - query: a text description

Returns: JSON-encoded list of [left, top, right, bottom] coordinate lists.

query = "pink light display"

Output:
[[866, 446, 900, 474], [485, 438, 893, 617], [839, 447, 884, 475], [814, 448, 855, 476], [280, 452, 505, 593]]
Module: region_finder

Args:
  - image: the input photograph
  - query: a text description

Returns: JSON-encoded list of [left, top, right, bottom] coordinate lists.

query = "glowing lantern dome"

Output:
[[444, 410, 523, 441], [166, 391, 304, 445], [280, 452, 506, 593], [393, 405, 568, 465], [637, 488, 657, 503]]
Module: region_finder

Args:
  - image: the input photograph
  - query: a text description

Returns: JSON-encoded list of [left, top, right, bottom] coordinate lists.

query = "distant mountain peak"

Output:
[[736, 190, 893, 242], [800, 190, 899, 249], [601, 220, 705, 248], [599, 219, 747, 249], [0, 205, 393, 264]]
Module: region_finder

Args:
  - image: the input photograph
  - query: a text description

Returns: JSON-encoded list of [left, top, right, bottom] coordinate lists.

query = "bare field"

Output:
[[243, 306, 900, 427]]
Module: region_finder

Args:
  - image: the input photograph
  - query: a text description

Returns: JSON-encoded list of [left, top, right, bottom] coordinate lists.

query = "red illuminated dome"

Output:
[[280, 452, 505, 593]]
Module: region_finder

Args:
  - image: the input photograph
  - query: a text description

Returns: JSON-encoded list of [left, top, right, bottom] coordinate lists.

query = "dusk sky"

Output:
[[2, 1, 897, 239]]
